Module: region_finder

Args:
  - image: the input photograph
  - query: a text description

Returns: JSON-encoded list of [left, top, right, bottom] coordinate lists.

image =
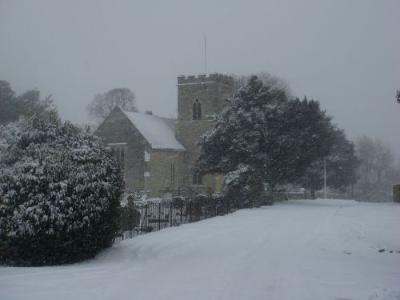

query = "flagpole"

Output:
[[204, 34, 207, 75]]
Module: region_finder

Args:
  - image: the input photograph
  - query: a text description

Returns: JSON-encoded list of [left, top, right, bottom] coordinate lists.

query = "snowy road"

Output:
[[1, 199, 400, 300]]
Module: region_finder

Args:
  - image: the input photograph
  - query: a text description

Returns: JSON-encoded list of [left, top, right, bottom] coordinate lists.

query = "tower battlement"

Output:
[[177, 73, 234, 85]]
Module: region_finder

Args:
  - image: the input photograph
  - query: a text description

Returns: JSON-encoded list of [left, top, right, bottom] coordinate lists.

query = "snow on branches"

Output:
[[197, 76, 335, 205], [0, 117, 123, 265]]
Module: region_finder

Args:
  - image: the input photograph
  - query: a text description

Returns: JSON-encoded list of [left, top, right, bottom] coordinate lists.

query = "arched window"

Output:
[[192, 172, 203, 185], [192, 99, 202, 120]]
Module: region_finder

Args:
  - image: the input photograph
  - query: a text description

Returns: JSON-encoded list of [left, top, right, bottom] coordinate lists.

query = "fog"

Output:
[[0, 0, 399, 155]]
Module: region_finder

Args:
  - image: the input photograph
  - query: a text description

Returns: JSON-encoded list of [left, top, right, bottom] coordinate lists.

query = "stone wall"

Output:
[[145, 149, 185, 197], [175, 74, 235, 193], [94, 108, 148, 192], [95, 73, 236, 197]]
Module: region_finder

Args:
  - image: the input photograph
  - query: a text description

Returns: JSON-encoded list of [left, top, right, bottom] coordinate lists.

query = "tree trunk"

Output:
[[265, 184, 275, 205], [310, 188, 316, 200], [351, 184, 354, 198]]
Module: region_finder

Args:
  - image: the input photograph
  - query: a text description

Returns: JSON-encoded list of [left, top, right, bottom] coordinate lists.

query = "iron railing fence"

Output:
[[115, 191, 353, 242]]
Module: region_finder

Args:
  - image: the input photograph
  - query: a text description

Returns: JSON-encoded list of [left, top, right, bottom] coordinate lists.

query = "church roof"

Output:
[[122, 110, 185, 151]]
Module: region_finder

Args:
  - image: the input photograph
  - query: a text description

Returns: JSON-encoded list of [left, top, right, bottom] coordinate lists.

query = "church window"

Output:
[[192, 99, 202, 120], [170, 163, 175, 186], [192, 172, 203, 185], [144, 150, 151, 162]]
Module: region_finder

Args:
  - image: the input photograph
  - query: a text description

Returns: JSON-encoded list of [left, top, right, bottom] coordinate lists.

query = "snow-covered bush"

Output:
[[222, 164, 265, 208], [0, 118, 123, 266]]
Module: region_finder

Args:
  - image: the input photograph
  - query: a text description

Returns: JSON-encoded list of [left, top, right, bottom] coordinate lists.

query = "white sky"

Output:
[[0, 0, 399, 155]]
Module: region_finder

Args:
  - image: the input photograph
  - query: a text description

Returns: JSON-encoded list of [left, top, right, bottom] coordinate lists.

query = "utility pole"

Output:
[[394, 90, 399, 202], [324, 159, 327, 199]]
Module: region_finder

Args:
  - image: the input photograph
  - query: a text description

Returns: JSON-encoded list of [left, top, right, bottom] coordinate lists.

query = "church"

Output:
[[95, 73, 235, 197]]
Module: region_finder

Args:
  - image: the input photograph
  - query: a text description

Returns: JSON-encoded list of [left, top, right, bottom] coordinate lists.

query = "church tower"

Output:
[[175, 73, 235, 193]]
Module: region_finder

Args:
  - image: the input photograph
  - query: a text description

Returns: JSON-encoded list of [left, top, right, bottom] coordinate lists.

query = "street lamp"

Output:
[[323, 158, 327, 199]]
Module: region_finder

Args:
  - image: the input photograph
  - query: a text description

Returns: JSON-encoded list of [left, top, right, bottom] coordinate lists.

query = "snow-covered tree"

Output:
[[0, 117, 123, 266], [0, 121, 23, 161], [233, 72, 291, 99], [87, 88, 137, 121], [297, 129, 358, 198], [197, 76, 335, 206], [222, 164, 264, 208]]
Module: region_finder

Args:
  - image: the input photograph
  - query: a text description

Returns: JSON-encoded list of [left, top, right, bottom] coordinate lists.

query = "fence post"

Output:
[[145, 205, 148, 230], [180, 201, 183, 224], [189, 201, 192, 223], [169, 202, 173, 227], [158, 202, 161, 231]]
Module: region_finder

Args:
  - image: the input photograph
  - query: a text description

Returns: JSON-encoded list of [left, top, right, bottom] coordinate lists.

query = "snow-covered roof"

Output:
[[122, 110, 185, 151]]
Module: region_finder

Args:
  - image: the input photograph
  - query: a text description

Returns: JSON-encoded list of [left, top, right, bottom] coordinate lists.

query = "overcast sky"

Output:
[[0, 0, 399, 155]]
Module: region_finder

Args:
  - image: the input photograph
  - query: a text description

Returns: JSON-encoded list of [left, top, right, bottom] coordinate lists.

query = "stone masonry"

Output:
[[95, 73, 235, 197], [176, 74, 235, 192]]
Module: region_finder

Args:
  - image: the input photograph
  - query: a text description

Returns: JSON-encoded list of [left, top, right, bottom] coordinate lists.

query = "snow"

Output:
[[122, 111, 185, 150], [1, 199, 399, 300]]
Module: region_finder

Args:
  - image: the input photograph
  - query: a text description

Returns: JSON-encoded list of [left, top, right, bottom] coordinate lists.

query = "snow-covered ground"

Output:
[[1, 199, 399, 300]]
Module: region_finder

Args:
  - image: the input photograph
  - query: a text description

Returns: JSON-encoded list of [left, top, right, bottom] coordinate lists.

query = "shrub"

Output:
[[0, 118, 123, 266], [222, 164, 265, 208]]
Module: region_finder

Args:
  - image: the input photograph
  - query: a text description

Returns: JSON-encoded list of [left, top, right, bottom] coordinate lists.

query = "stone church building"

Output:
[[95, 74, 235, 197]]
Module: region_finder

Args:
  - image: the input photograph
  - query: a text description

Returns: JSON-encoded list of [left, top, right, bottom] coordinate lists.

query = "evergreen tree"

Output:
[[197, 76, 335, 206], [16, 89, 58, 121], [297, 129, 358, 198], [0, 81, 18, 125], [0, 80, 58, 125], [233, 72, 291, 98], [0, 117, 123, 266]]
